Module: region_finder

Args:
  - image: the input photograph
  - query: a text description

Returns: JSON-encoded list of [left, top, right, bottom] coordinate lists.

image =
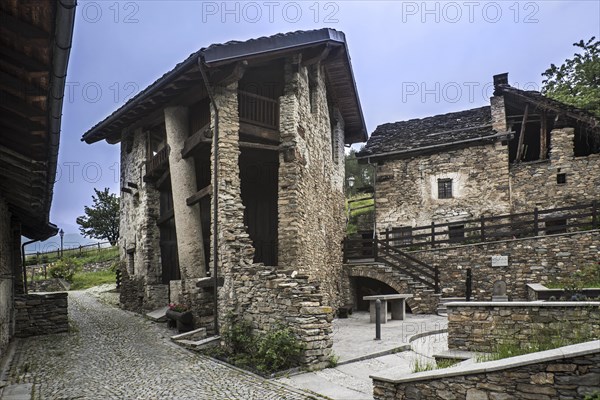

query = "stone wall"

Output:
[[372, 341, 600, 400], [277, 58, 346, 308], [411, 230, 600, 300], [118, 128, 166, 311], [447, 302, 600, 352], [375, 141, 511, 231], [14, 293, 69, 338], [510, 128, 600, 212], [0, 196, 14, 360]]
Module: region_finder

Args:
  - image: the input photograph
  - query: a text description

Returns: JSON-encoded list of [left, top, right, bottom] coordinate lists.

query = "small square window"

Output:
[[557, 173, 566, 184], [438, 179, 453, 199]]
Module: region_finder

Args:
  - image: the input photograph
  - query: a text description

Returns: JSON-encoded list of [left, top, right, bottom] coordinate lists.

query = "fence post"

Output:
[[79, 245, 82, 255], [592, 201, 598, 229], [480, 215, 486, 241], [98, 242, 101, 253], [434, 266, 440, 294], [116, 268, 122, 289], [533, 207, 539, 236], [466, 268, 472, 301], [373, 237, 378, 260], [431, 222, 435, 248], [375, 299, 381, 340]]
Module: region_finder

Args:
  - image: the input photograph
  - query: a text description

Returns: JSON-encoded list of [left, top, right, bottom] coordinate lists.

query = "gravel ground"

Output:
[[6, 291, 314, 400]]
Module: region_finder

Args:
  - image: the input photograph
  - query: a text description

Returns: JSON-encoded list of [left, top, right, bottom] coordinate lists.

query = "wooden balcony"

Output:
[[143, 145, 170, 182], [238, 90, 279, 140]]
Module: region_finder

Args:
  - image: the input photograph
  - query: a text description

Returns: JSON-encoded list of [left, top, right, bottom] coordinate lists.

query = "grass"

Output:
[[70, 269, 116, 290], [25, 245, 119, 266], [346, 195, 374, 234]]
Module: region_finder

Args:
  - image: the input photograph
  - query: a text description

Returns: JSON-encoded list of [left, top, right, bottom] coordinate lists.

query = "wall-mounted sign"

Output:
[[491, 255, 509, 267]]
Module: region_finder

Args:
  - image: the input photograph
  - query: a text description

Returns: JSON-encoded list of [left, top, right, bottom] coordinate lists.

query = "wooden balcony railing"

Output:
[[238, 90, 279, 131], [144, 145, 170, 181]]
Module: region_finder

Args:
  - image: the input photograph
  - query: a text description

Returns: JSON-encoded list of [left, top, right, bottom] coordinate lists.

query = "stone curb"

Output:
[[370, 339, 600, 383]]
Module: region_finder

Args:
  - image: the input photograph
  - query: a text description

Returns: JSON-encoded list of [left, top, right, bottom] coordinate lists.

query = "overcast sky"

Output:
[[29, 0, 599, 252]]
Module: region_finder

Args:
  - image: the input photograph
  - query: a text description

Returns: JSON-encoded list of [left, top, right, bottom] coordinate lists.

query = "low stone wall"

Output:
[[28, 278, 70, 292], [372, 341, 600, 400], [14, 293, 69, 337], [411, 230, 599, 300], [447, 302, 600, 352]]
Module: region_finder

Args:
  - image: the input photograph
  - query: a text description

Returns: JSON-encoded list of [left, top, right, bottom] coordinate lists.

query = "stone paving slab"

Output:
[[3, 291, 317, 400]]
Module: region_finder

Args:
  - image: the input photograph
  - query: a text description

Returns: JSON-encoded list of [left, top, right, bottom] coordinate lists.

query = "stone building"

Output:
[[0, 1, 76, 360], [358, 73, 600, 233], [82, 29, 366, 367]]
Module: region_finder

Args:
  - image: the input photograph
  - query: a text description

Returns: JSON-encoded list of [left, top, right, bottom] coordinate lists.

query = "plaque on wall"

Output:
[[491, 255, 509, 267]]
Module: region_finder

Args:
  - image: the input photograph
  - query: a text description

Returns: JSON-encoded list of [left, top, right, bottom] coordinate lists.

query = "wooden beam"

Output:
[[210, 61, 248, 87], [239, 122, 279, 142], [239, 141, 281, 151], [540, 111, 548, 160], [514, 103, 529, 163], [181, 124, 212, 158], [186, 185, 212, 206], [0, 112, 45, 132], [156, 208, 174, 225], [302, 44, 332, 66], [127, 182, 138, 189], [0, 47, 49, 72], [0, 90, 45, 118], [121, 187, 132, 194], [0, 11, 50, 39], [0, 71, 45, 98]]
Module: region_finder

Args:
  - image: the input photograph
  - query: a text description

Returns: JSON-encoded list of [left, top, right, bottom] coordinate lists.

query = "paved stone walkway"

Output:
[[3, 292, 314, 400]]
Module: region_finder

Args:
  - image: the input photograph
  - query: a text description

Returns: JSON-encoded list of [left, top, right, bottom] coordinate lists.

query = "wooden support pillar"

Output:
[[540, 111, 547, 160], [515, 103, 529, 163]]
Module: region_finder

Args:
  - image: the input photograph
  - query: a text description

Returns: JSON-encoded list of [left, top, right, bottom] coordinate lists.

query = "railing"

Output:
[[238, 90, 279, 130], [378, 201, 599, 251], [25, 241, 118, 266], [146, 145, 170, 178]]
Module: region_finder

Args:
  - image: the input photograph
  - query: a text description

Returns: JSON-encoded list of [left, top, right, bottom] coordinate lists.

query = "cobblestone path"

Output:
[[6, 291, 313, 400]]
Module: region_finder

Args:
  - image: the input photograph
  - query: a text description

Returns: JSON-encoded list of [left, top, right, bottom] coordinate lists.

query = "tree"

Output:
[[541, 37, 600, 117], [76, 188, 120, 245], [344, 147, 374, 197]]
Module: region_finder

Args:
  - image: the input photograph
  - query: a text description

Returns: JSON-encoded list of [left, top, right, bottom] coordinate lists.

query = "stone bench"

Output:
[[363, 294, 413, 323]]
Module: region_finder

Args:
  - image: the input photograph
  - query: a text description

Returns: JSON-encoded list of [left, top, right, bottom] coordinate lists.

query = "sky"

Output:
[[27, 0, 600, 252]]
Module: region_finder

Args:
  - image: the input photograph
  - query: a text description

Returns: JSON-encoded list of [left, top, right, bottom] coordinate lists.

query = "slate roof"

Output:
[[82, 28, 367, 144], [359, 106, 496, 157]]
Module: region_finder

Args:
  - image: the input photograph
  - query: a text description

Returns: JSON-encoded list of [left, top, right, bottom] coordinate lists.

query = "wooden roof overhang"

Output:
[[81, 28, 367, 145], [0, 0, 76, 240]]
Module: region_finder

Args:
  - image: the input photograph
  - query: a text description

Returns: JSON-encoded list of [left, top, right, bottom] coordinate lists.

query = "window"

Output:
[[557, 173, 566, 184], [438, 179, 453, 199], [448, 225, 465, 243]]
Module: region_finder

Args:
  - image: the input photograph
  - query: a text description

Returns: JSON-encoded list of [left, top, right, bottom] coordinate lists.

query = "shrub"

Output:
[[49, 258, 81, 282], [255, 325, 304, 374]]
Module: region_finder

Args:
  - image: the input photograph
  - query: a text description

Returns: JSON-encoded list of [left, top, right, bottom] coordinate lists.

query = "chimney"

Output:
[[493, 73, 509, 87]]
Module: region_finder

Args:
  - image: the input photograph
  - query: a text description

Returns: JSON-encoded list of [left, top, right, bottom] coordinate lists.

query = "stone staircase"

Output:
[[436, 297, 466, 316]]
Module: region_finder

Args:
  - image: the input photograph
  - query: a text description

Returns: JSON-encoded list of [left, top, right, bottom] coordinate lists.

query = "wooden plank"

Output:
[[239, 141, 280, 151], [181, 124, 212, 158], [540, 111, 547, 160], [0, 47, 48, 72], [514, 103, 529, 162], [0, 90, 45, 118], [186, 185, 212, 206], [239, 122, 279, 142], [0, 11, 50, 38]]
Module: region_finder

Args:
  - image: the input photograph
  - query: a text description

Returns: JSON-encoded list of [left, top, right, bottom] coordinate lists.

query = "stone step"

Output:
[[171, 327, 207, 342], [174, 335, 221, 350], [145, 306, 169, 322]]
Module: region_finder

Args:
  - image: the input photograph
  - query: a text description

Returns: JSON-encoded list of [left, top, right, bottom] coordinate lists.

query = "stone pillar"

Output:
[[549, 128, 575, 161], [164, 106, 206, 279]]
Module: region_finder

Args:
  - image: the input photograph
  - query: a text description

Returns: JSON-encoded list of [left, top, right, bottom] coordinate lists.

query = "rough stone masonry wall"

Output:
[[212, 70, 334, 368], [510, 128, 600, 212], [278, 58, 346, 308], [447, 302, 600, 352], [118, 128, 164, 312], [411, 230, 599, 299], [373, 351, 600, 400], [376, 141, 511, 231], [14, 293, 69, 338], [0, 196, 14, 360]]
